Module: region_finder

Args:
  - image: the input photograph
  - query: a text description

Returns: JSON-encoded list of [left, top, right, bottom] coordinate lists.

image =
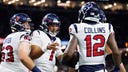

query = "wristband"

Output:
[[32, 66, 41, 72], [110, 66, 120, 72], [114, 66, 120, 70]]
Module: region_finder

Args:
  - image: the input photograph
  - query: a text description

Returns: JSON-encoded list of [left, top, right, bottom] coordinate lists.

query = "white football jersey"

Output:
[[0, 31, 30, 72], [31, 30, 51, 52], [69, 22, 114, 66], [31, 30, 63, 72]]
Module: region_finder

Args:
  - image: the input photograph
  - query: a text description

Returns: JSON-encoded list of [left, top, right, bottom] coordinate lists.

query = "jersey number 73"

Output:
[[1, 45, 14, 62]]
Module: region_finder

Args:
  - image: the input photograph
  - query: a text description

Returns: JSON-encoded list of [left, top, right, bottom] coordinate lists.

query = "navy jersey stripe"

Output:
[[51, 37, 56, 42], [20, 34, 24, 40], [37, 30, 40, 35], [108, 24, 111, 32], [73, 24, 78, 33], [20, 32, 29, 40]]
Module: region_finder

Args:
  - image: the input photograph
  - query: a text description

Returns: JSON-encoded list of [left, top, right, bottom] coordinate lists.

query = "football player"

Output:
[[0, 13, 33, 72], [63, 1, 121, 72], [68, 7, 126, 72], [68, 6, 126, 72], [19, 13, 59, 72], [29, 13, 63, 72]]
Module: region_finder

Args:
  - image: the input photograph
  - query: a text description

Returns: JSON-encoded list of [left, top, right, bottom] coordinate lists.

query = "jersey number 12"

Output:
[[85, 35, 105, 57]]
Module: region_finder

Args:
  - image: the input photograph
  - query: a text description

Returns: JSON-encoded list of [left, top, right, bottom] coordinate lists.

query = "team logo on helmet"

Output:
[[78, 1, 102, 23]]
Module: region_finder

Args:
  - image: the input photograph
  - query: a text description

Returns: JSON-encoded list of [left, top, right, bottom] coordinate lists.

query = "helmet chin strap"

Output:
[[84, 17, 100, 22], [48, 31, 57, 37], [25, 29, 31, 33]]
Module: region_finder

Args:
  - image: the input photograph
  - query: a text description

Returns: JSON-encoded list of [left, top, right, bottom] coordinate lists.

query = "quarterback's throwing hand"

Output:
[[47, 42, 59, 50]]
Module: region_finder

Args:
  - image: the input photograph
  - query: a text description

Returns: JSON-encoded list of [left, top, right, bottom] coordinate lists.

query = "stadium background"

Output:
[[0, 0, 128, 71]]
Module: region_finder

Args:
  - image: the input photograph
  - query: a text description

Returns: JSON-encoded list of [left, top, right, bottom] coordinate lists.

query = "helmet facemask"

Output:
[[47, 23, 60, 37], [10, 13, 32, 33], [11, 22, 25, 32]]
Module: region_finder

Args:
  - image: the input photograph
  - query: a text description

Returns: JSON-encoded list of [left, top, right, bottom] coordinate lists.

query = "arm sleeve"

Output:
[[31, 30, 42, 48], [69, 24, 77, 35], [31, 30, 50, 52], [109, 24, 114, 34], [19, 33, 31, 43]]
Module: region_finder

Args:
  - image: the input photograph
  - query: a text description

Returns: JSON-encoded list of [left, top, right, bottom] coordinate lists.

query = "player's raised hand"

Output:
[[47, 42, 59, 50]]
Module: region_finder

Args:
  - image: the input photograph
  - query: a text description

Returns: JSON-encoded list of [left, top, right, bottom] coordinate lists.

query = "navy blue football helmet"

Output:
[[40, 13, 61, 36], [10, 13, 32, 32], [99, 10, 107, 23], [78, 1, 101, 23]]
